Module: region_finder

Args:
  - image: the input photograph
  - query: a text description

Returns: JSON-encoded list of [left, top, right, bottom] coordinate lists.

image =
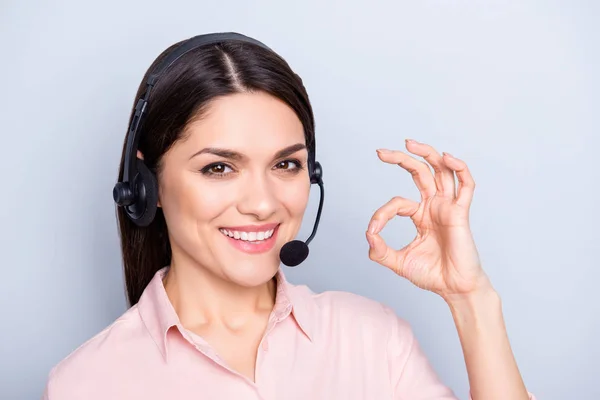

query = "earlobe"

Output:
[[156, 179, 162, 208], [137, 150, 144, 160]]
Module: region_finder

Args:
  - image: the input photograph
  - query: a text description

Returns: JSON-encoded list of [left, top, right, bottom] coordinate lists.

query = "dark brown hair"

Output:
[[116, 36, 316, 306]]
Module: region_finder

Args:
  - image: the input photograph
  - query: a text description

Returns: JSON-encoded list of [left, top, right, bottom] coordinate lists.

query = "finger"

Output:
[[366, 229, 399, 272], [376, 149, 437, 200], [368, 196, 420, 235], [442, 152, 475, 208], [405, 139, 456, 198], [366, 230, 409, 275]]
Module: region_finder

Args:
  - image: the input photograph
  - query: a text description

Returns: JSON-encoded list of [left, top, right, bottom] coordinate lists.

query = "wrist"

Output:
[[444, 284, 502, 322], [441, 272, 497, 306]]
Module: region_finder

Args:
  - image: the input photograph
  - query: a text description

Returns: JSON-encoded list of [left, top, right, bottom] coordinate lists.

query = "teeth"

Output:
[[220, 228, 275, 242]]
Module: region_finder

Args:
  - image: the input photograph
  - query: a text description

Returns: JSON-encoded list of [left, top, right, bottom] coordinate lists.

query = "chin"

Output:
[[221, 257, 280, 288]]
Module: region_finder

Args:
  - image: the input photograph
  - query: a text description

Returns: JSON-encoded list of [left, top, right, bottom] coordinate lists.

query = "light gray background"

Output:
[[1, 1, 598, 399]]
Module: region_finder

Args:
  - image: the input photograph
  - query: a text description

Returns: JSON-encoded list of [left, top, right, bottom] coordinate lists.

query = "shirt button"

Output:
[[262, 341, 269, 351]]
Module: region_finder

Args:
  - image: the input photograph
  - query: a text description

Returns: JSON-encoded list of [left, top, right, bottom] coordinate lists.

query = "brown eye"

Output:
[[275, 160, 300, 170], [200, 163, 233, 176], [210, 164, 227, 173]]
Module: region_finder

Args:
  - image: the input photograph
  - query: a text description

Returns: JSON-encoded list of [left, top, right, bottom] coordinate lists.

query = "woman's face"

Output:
[[157, 91, 311, 287]]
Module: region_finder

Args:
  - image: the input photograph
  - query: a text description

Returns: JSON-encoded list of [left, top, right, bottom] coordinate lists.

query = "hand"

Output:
[[365, 139, 493, 301]]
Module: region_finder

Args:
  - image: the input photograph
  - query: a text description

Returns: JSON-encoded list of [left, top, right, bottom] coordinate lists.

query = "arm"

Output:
[[445, 287, 531, 400]]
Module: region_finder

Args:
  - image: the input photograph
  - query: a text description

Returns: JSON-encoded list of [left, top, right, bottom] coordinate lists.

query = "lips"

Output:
[[220, 223, 280, 232], [219, 227, 275, 242], [219, 223, 280, 254]]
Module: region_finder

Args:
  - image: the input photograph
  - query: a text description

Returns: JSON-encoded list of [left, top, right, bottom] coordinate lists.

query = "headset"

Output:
[[113, 32, 324, 266]]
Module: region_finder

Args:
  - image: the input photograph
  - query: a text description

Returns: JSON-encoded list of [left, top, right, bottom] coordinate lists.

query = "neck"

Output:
[[162, 259, 277, 331]]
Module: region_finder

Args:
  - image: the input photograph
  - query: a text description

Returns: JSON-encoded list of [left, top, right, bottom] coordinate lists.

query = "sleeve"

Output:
[[383, 306, 537, 400]]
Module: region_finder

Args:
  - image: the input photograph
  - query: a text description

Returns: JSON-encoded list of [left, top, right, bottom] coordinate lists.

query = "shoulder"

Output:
[[50, 305, 143, 371], [43, 306, 145, 398], [289, 282, 414, 341]]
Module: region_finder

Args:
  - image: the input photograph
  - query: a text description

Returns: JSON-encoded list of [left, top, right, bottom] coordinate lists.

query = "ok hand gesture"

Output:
[[366, 139, 492, 301]]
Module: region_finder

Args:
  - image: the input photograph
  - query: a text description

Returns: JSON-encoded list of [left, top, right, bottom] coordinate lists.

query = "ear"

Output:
[[136, 150, 162, 208]]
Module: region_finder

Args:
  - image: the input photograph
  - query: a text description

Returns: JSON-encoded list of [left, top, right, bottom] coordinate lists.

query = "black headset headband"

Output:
[[114, 32, 323, 229]]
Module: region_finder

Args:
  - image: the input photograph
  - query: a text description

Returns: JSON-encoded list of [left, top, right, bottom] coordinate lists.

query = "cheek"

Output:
[[277, 178, 311, 216], [160, 175, 227, 232], [179, 178, 229, 223]]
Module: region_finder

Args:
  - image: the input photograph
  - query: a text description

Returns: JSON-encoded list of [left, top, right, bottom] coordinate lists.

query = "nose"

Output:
[[236, 172, 278, 221]]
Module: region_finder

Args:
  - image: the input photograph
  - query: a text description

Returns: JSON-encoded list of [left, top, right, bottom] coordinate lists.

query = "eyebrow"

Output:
[[189, 143, 307, 161]]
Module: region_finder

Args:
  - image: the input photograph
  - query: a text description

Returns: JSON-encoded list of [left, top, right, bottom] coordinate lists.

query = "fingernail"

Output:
[[406, 139, 416, 143], [443, 152, 454, 158], [376, 148, 391, 153], [368, 220, 378, 234]]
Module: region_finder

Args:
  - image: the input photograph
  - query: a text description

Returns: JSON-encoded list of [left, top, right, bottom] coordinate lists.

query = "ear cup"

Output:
[[125, 159, 158, 227], [310, 161, 322, 184]]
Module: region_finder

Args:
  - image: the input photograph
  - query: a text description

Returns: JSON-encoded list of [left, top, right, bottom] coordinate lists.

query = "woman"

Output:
[[43, 32, 536, 399]]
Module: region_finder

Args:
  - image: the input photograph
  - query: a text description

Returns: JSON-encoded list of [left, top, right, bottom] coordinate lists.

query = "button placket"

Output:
[[260, 303, 291, 353]]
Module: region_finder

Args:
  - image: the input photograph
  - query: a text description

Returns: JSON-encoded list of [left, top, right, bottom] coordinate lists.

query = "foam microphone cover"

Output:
[[279, 240, 309, 267]]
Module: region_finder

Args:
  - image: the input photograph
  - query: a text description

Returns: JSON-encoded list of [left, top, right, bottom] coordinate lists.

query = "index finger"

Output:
[[376, 149, 437, 200], [368, 195, 420, 235]]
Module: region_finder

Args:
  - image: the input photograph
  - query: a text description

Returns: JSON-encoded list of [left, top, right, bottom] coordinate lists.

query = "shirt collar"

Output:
[[272, 268, 314, 342], [137, 267, 314, 361]]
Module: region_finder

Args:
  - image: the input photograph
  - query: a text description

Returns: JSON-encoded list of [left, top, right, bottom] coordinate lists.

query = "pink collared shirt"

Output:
[[43, 268, 535, 399]]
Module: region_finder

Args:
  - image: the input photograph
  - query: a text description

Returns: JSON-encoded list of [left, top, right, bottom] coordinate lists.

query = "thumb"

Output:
[[366, 231, 399, 271]]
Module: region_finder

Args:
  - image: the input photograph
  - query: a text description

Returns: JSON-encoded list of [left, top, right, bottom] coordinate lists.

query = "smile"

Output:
[[219, 228, 275, 242], [219, 223, 280, 254]]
